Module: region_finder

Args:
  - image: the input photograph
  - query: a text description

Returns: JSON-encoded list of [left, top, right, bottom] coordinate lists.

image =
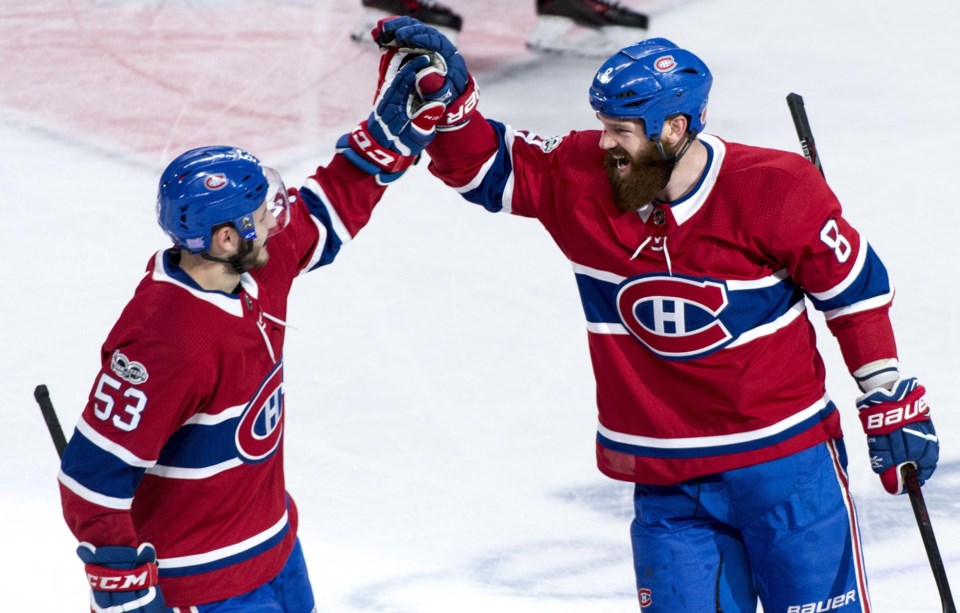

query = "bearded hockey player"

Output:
[[371, 16, 941, 612]]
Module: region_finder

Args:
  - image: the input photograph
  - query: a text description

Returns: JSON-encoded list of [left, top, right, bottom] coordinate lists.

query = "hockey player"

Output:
[[372, 17, 942, 612], [57, 53, 445, 612], [352, 0, 648, 57]]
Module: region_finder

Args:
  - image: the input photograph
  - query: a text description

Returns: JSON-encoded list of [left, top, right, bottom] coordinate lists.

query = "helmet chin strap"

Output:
[[653, 129, 698, 164], [650, 130, 699, 192], [200, 237, 254, 275]]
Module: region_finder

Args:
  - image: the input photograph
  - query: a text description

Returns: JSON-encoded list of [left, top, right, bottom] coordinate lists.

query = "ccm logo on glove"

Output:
[[349, 125, 402, 169], [85, 563, 158, 591]]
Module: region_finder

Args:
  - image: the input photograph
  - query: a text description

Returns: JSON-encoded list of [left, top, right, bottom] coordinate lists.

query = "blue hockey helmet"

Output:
[[156, 146, 289, 253], [589, 38, 712, 140]]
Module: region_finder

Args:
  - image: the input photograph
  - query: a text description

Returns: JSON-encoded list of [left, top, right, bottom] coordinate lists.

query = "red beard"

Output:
[[603, 140, 676, 213]]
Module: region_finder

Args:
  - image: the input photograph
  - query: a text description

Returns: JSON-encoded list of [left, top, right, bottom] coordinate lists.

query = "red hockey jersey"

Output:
[[427, 116, 897, 485], [58, 156, 384, 606]]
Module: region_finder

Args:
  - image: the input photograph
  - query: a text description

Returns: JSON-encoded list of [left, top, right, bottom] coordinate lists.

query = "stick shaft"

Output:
[[902, 464, 956, 613], [33, 384, 67, 459], [786, 93, 824, 178], [787, 94, 954, 612]]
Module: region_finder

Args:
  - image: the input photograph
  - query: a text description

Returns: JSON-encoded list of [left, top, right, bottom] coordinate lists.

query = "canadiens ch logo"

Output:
[[653, 55, 676, 72], [204, 173, 227, 190], [235, 362, 285, 463], [616, 275, 733, 359], [638, 588, 653, 608]]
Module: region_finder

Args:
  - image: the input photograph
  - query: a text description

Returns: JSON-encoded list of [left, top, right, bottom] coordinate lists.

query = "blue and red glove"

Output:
[[77, 542, 165, 612], [338, 51, 445, 184], [857, 377, 939, 495], [372, 16, 479, 132]]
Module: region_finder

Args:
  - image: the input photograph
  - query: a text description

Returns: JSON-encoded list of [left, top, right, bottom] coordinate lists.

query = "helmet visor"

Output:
[[263, 166, 290, 239]]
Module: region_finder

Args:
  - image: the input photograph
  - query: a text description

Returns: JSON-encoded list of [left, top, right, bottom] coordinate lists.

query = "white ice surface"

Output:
[[2, 0, 958, 610]]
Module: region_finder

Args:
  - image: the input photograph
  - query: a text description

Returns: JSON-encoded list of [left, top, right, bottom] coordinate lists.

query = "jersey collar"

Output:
[[150, 250, 259, 317], [665, 133, 725, 226]]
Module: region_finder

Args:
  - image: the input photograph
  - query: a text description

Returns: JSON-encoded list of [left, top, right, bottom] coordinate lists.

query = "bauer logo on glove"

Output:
[[860, 393, 929, 433], [856, 377, 939, 495]]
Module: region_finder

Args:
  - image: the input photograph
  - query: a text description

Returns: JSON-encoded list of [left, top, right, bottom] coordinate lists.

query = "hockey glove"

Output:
[[857, 377, 939, 495], [338, 52, 445, 184], [372, 16, 479, 131], [77, 542, 165, 612]]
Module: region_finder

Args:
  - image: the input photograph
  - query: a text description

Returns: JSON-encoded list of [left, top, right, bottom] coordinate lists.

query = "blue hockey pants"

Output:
[[631, 440, 870, 612]]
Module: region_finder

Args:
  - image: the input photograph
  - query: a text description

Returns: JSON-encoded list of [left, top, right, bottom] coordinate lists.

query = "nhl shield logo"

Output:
[[235, 362, 285, 463]]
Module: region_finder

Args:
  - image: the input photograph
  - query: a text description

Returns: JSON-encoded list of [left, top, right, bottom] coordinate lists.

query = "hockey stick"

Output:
[[786, 93, 824, 178], [786, 92, 956, 613], [902, 463, 957, 613], [33, 384, 67, 459]]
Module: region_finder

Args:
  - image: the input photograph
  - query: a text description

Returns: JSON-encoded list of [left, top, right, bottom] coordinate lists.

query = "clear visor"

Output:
[[263, 166, 290, 239]]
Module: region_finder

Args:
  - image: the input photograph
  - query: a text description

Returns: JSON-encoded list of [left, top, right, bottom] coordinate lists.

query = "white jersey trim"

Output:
[[157, 510, 289, 569], [807, 239, 869, 301], [823, 288, 895, 320], [181, 404, 245, 426], [151, 252, 245, 318], [146, 458, 243, 480], [58, 471, 133, 510], [572, 261, 789, 290], [670, 134, 726, 226], [239, 272, 258, 300], [571, 261, 626, 284], [726, 299, 806, 348], [598, 393, 832, 449], [726, 269, 790, 290], [586, 321, 629, 335], [300, 213, 329, 274], [76, 417, 154, 468], [302, 178, 353, 244], [501, 128, 516, 214], [454, 149, 500, 196]]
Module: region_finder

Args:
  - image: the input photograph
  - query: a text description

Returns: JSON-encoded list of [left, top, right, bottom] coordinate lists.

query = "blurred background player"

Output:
[[56, 54, 445, 612], [352, 0, 649, 57], [353, 0, 463, 43], [371, 17, 942, 612]]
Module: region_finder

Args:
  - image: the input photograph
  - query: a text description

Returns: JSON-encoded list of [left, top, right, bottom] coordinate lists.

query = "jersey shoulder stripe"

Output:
[[457, 120, 515, 213], [299, 180, 348, 272], [58, 470, 132, 510], [59, 419, 151, 504], [806, 243, 893, 319]]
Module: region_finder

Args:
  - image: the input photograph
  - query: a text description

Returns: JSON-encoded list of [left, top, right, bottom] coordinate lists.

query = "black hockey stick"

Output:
[[786, 93, 824, 178], [902, 463, 956, 613], [33, 384, 67, 459], [786, 92, 956, 613]]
